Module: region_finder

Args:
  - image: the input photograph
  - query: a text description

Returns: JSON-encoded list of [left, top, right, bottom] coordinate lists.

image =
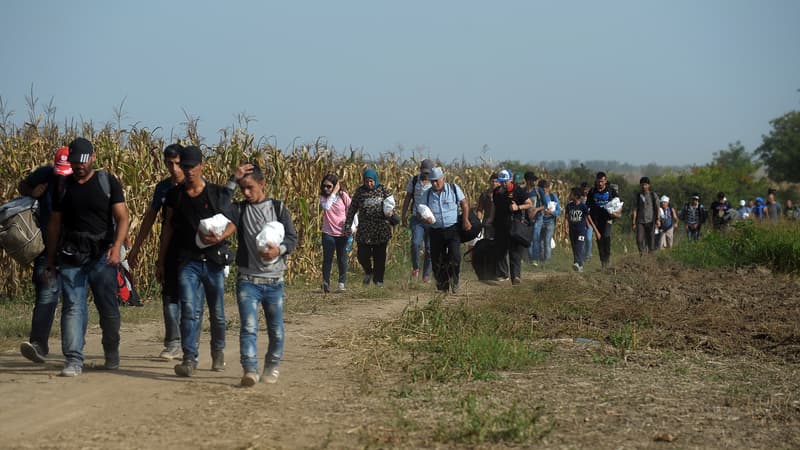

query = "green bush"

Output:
[[670, 220, 800, 273]]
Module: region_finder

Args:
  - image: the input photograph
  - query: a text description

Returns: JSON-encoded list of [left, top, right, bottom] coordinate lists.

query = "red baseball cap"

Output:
[[54, 146, 73, 176]]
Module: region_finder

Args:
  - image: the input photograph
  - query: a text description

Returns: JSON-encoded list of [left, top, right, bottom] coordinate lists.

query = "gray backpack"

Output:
[[0, 196, 44, 265]]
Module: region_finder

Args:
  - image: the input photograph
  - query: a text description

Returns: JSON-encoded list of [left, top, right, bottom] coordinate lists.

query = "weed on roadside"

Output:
[[435, 394, 554, 445]]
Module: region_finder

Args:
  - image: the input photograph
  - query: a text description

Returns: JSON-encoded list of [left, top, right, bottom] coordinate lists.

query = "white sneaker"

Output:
[[337, 282, 346, 291], [159, 346, 181, 360], [262, 367, 280, 384]]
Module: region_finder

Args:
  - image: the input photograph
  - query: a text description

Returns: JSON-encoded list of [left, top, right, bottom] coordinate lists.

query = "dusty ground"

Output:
[[0, 259, 798, 449]]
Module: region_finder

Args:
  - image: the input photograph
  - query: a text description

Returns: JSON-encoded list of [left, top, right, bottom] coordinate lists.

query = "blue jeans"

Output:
[[539, 220, 555, 262], [177, 260, 226, 362], [410, 217, 432, 277], [237, 279, 284, 373], [584, 226, 593, 261], [60, 254, 120, 365], [569, 229, 586, 266], [162, 295, 181, 349], [321, 233, 348, 285], [528, 219, 543, 261], [30, 254, 60, 355]]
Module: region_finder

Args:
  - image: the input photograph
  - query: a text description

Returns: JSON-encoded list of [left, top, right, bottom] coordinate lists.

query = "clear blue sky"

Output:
[[1, 0, 798, 166]]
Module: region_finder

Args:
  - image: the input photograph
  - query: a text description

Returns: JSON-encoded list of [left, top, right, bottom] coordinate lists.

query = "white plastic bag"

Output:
[[196, 214, 231, 249], [550, 237, 556, 249], [417, 204, 435, 224], [255, 221, 285, 264], [547, 201, 557, 212], [383, 195, 396, 216], [604, 198, 623, 215]]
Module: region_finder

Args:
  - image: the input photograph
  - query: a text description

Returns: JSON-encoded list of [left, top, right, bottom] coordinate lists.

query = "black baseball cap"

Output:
[[67, 138, 94, 163], [179, 146, 203, 167]]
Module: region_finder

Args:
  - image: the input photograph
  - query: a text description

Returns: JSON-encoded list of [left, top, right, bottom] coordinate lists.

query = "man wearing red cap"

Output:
[[17, 147, 72, 364], [46, 138, 130, 377]]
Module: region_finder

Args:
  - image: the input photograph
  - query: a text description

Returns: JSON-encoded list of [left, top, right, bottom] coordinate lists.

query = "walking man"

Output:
[[46, 138, 130, 376], [18, 147, 72, 363], [231, 163, 299, 386], [127, 143, 185, 359], [158, 146, 236, 377], [586, 172, 621, 268], [631, 176, 660, 255], [419, 167, 471, 293], [400, 159, 434, 282]]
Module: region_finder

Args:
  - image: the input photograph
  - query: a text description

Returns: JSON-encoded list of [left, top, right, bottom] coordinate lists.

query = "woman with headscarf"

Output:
[[344, 168, 395, 287]]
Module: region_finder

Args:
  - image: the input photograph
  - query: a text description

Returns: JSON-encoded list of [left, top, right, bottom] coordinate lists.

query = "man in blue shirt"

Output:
[[419, 167, 471, 294]]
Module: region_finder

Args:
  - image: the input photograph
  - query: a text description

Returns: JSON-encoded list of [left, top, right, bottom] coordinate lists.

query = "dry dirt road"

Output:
[[0, 282, 435, 450]]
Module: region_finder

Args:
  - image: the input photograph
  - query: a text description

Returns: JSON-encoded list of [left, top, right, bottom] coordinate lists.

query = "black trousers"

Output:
[[597, 220, 613, 266], [356, 242, 387, 283], [429, 225, 461, 291]]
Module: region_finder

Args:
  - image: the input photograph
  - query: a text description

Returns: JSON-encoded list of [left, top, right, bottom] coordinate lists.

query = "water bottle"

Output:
[[345, 235, 353, 253]]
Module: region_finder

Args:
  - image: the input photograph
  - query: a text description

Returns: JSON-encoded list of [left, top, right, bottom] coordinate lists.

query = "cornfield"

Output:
[[0, 104, 569, 301]]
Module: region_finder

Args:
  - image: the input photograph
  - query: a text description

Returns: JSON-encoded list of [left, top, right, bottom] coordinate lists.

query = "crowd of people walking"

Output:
[[9, 141, 797, 386]]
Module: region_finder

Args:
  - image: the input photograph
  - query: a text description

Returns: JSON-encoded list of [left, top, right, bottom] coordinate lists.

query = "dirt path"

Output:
[[0, 281, 440, 449]]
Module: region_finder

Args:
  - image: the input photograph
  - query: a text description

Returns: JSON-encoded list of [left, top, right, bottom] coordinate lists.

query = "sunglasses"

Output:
[[322, 184, 333, 189]]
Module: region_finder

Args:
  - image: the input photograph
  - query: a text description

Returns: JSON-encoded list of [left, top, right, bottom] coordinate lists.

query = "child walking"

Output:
[[232, 163, 299, 386], [563, 187, 600, 272]]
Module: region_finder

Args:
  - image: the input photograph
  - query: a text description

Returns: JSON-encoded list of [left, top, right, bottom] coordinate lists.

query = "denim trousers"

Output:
[[60, 254, 120, 365], [539, 220, 555, 262], [528, 219, 543, 261], [569, 229, 586, 266], [30, 254, 60, 355], [410, 216, 432, 277], [583, 226, 593, 261], [177, 260, 226, 362], [237, 279, 284, 373], [321, 233, 348, 285], [161, 294, 182, 349]]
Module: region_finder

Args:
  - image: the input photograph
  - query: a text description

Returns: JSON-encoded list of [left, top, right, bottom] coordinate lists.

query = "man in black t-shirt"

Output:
[[127, 143, 185, 360], [46, 138, 130, 377], [158, 145, 237, 377], [586, 172, 621, 268]]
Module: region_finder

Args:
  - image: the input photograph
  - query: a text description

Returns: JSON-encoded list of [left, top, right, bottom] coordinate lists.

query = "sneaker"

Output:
[[573, 262, 581, 272], [159, 346, 181, 360], [449, 282, 459, 294], [60, 363, 83, 377], [20, 341, 46, 363], [262, 366, 280, 384], [511, 277, 521, 285], [362, 274, 372, 285], [337, 282, 346, 292], [174, 360, 197, 377], [411, 268, 420, 280], [375, 282, 384, 288], [422, 275, 432, 283], [322, 282, 330, 293], [531, 261, 540, 267], [211, 350, 226, 372], [241, 372, 260, 387], [577, 264, 584, 273], [103, 353, 120, 370], [495, 276, 510, 282]]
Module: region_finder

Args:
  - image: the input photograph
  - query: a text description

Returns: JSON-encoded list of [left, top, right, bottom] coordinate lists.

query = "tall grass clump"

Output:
[[670, 220, 800, 273], [385, 298, 546, 382]]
